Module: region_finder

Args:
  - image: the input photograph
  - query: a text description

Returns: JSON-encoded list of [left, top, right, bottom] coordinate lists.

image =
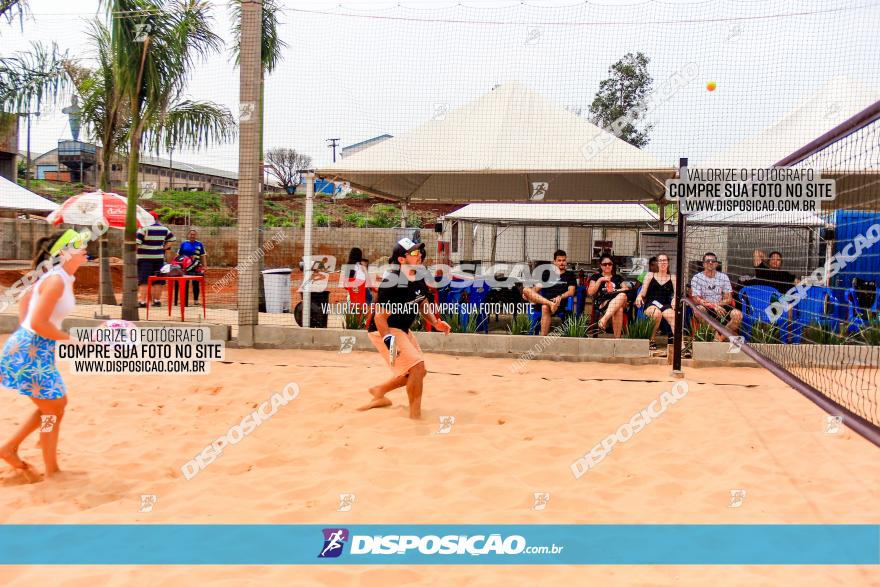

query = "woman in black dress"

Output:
[[635, 253, 677, 341], [588, 254, 630, 337]]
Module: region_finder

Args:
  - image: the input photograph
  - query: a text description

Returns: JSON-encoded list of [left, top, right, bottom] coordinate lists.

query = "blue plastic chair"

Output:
[[844, 284, 880, 332], [791, 286, 843, 343], [575, 285, 587, 318], [529, 297, 574, 334], [461, 282, 491, 333], [739, 285, 785, 341]]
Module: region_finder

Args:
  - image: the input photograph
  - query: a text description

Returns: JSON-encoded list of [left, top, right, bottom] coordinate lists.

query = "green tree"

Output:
[[0, 41, 70, 114], [588, 52, 654, 148], [0, 0, 28, 28]]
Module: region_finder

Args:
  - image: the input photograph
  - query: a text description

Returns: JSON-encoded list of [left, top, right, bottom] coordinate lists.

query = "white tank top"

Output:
[[21, 265, 77, 333]]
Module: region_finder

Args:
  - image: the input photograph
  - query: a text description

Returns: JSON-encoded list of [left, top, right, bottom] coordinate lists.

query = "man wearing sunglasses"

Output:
[[690, 252, 742, 342], [521, 249, 577, 336], [361, 238, 451, 419]]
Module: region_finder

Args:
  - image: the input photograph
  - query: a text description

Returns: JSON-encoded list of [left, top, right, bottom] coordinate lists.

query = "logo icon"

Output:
[[530, 182, 548, 201], [337, 493, 356, 512], [140, 181, 157, 200], [239, 102, 256, 123], [825, 415, 843, 435], [524, 27, 541, 45], [139, 494, 157, 513], [532, 492, 550, 511], [431, 103, 448, 121], [725, 23, 743, 42], [318, 528, 349, 558], [134, 23, 152, 43], [39, 415, 57, 433], [438, 415, 456, 434], [727, 336, 745, 353], [728, 489, 747, 508], [339, 336, 356, 354], [825, 102, 842, 119]]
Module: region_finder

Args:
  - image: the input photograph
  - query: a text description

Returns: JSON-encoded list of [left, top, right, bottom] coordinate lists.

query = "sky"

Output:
[[2, 0, 879, 175]]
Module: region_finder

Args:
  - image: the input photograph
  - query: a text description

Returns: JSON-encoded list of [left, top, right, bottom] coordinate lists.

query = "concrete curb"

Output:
[[0, 315, 231, 341]]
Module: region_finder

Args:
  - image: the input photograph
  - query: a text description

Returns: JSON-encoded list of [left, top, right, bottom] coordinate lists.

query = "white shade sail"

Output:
[[0, 176, 59, 213], [442, 202, 660, 225]]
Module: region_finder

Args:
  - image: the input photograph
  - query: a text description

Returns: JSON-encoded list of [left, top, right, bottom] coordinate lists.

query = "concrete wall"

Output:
[[251, 326, 654, 363], [0, 218, 437, 269]]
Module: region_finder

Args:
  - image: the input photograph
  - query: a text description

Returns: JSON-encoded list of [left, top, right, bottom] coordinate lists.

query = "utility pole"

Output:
[[19, 111, 40, 190], [326, 138, 340, 163]]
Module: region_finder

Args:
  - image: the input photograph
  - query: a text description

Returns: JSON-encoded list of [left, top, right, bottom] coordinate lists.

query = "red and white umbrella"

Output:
[[47, 191, 155, 228], [47, 190, 157, 318]]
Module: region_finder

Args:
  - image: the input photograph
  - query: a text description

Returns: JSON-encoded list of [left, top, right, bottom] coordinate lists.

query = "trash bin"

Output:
[[294, 291, 330, 328], [261, 268, 292, 313]]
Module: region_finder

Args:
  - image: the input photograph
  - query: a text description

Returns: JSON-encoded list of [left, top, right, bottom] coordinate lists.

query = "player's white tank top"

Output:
[[21, 265, 76, 333]]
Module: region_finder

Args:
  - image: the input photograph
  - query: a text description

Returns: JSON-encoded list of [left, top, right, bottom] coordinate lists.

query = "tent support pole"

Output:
[[303, 172, 315, 328]]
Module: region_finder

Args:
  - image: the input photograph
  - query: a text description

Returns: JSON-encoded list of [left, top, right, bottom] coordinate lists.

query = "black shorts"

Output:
[[645, 301, 673, 313], [137, 258, 165, 285]]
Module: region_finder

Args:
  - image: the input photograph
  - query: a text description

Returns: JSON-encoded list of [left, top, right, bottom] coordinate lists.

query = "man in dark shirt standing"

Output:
[[360, 238, 451, 419], [521, 249, 577, 336], [753, 249, 798, 293], [136, 211, 175, 308]]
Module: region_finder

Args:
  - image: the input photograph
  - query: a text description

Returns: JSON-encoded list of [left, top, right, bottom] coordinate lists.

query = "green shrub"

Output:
[[344, 212, 368, 227], [857, 318, 880, 346], [313, 211, 331, 227], [441, 312, 480, 333], [367, 203, 401, 228], [507, 312, 532, 335], [343, 312, 366, 330], [197, 210, 236, 227], [803, 321, 846, 345], [692, 322, 717, 342], [152, 189, 223, 210], [749, 321, 781, 344], [561, 313, 590, 337], [264, 214, 293, 228], [624, 315, 656, 339]]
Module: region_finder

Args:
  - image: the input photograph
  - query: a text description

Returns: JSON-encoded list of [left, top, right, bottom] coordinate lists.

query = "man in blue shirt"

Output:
[[176, 229, 207, 305]]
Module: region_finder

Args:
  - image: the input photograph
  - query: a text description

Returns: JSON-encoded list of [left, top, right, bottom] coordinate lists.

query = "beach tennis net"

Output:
[[683, 108, 880, 432]]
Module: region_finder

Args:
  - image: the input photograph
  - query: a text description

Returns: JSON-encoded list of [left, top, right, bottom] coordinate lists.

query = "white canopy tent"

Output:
[[439, 202, 662, 266], [315, 82, 676, 203], [301, 83, 678, 324], [699, 77, 880, 211], [0, 176, 59, 214]]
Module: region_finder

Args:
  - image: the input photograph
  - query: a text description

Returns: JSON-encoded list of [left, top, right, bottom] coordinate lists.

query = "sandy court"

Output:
[[0, 340, 878, 585]]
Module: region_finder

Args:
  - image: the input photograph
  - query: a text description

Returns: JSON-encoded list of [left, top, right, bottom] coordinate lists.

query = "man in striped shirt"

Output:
[[137, 211, 176, 308]]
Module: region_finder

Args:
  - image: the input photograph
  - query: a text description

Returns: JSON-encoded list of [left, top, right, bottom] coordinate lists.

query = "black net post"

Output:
[[671, 157, 688, 376]]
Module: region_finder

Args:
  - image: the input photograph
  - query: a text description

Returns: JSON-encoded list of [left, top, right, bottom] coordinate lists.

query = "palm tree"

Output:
[[0, 0, 28, 28], [107, 0, 225, 320], [0, 41, 70, 114]]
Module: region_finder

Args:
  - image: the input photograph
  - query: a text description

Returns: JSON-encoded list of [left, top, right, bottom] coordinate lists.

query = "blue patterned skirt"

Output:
[[0, 327, 66, 399]]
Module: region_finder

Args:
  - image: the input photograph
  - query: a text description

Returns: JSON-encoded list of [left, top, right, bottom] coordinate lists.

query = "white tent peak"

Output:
[[0, 176, 59, 213], [317, 82, 675, 203], [700, 76, 880, 170]]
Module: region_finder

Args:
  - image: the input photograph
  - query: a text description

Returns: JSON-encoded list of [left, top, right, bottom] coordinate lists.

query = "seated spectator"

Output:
[[752, 249, 798, 293], [521, 249, 577, 336], [690, 252, 743, 342], [588, 254, 631, 338], [635, 254, 676, 345]]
